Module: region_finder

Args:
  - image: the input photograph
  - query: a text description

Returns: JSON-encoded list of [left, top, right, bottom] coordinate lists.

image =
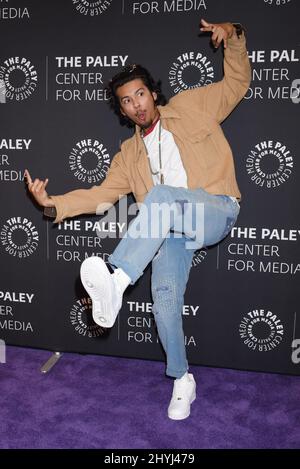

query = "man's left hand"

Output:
[[200, 19, 234, 49]]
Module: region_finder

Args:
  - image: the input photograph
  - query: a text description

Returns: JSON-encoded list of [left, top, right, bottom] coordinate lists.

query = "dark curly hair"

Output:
[[106, 64, 168, 128]]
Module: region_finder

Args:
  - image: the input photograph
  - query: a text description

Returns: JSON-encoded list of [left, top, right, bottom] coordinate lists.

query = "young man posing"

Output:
[[25, 19, 251, 420]]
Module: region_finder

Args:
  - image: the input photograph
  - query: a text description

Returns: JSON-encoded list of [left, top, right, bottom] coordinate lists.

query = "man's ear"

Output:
[[152, 91, 158, 102]]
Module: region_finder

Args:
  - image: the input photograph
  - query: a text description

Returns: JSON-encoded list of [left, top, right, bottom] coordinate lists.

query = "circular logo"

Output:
[[70, 297, 106, 337], [239, 309, 284, 352], [246, 140, 294, 189], [192, 248, 208, 268], [69, 138, 111, 183], [169, 51, 215, 94], [0, 217, 39, 258], [264, 0, 291, 5], [72, 0, 113, 16], [0, 57, 37, 101]]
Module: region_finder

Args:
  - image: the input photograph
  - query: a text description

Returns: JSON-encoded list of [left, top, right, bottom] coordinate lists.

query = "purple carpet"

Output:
[[0, 345, 299, 449]]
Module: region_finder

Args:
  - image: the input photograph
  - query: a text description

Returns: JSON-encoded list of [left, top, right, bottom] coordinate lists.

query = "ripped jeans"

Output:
[[109, 185, 240, 378]]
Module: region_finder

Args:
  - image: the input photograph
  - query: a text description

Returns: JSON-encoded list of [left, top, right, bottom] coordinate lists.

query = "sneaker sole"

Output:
[[80, 256, 115, 328]]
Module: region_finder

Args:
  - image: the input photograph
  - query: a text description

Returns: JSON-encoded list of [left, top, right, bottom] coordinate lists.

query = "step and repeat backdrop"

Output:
[[0, 0, 300, 375]]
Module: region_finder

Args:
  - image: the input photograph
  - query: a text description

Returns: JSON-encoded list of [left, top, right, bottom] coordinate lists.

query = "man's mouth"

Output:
[[136, 111, 146, 122]]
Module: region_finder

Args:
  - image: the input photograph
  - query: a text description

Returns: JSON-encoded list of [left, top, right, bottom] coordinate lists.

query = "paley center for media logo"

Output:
[[246, 48, 299, 102], [239, 308, 284, 352], [72, 0, 113, 16], [0, 2, 30, 20], [192, 247, 208, 268], [169, 51, 215, 94], [0, 138, 32, 182], [0, 57, 37, 101], [69, 138, 111, 183], [70, 297, 106, 337], [0, 290, 35, 334], [264, 0, 291, 6], [0, 217, 39, 258], [130, 0, 207, 14], [54, 54, 128, 102]]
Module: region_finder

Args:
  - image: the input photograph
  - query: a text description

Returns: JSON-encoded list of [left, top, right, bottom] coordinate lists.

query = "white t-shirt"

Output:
[[142, 119, 188, 188]]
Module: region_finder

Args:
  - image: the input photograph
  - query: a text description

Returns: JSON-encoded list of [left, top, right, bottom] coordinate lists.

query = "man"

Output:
[[25, 19, 251, 420]]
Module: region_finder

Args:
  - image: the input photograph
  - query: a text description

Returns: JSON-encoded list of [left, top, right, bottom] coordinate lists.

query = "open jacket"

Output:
[[50, 31, 251, 224]]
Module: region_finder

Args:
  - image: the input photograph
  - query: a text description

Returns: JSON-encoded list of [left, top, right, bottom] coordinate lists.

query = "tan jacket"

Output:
[[51, 32, 251, 224]]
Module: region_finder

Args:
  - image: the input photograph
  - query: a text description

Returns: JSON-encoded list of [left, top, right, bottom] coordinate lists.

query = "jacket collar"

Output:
[[134, 103, 181, 146], [135, 104, 181, 136], [157, 104, 181, 120]]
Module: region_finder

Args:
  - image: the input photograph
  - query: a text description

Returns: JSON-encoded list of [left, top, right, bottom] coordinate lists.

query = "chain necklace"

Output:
[[141, 120, 164, 185]]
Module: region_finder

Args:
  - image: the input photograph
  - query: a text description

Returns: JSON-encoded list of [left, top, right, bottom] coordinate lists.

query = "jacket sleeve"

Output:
[[172, 30, 251, 123], [50, 151, 132, 223]]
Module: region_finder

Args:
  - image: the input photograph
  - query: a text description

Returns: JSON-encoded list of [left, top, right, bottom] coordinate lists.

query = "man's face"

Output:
[[116, 78, 159, 129]]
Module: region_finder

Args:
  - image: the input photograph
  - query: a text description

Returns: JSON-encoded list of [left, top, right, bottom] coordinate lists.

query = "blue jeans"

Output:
[[109, 185, 240, 378]]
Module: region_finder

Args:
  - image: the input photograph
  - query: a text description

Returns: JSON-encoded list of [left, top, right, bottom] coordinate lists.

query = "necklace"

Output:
[[141, 120, 164, 185]]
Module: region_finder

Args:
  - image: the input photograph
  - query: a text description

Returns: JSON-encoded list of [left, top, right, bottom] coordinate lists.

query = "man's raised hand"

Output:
[[25, 169, 54, 208], [200, 19, 234, 49]]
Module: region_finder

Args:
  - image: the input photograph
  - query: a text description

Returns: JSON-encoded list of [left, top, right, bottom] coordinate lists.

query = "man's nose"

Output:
[[132, 98, 140, 108]]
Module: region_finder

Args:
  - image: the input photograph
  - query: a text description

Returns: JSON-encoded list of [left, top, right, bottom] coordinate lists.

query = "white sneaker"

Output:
[[168, 373, 196, 420], [80, 256, 123, 328]]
